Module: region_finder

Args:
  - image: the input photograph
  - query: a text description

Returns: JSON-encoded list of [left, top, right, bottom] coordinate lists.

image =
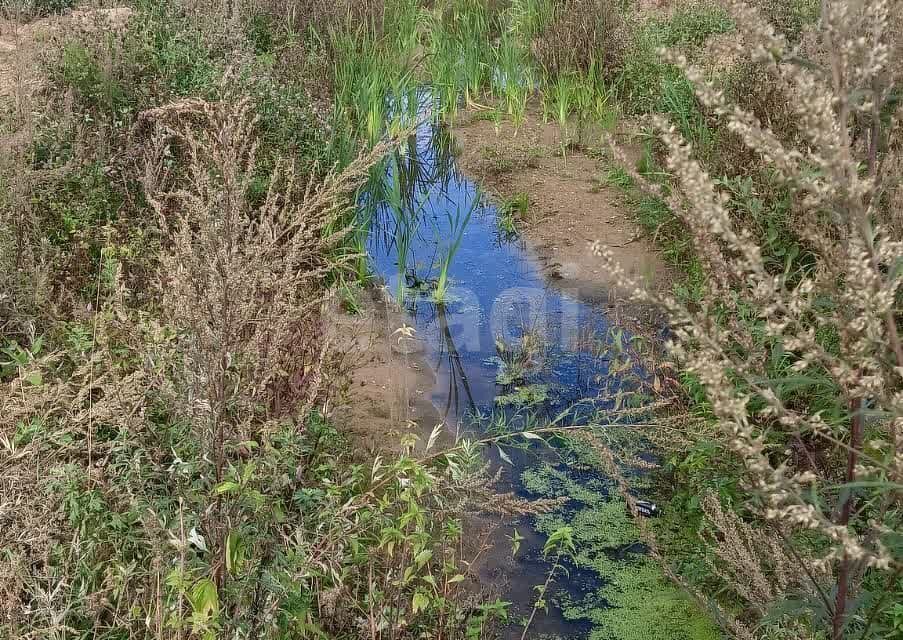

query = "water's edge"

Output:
[[358, 96, 718, 640]]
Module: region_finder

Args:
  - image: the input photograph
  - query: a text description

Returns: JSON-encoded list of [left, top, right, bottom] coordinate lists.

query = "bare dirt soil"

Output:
[[451, 110, 671, 308], [327, 286, 444, 456], [0, 8, 132, 109]]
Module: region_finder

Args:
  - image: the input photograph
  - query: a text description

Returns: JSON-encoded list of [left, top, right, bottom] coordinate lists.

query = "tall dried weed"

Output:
[[598, 0, 903, 636], [531, 0, 627, 76]]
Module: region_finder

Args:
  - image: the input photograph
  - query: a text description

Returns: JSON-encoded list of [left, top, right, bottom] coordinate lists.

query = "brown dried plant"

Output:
[[531, 0, 627, 77], [140, 96, 386, 583], [597, 0, 903, 636]]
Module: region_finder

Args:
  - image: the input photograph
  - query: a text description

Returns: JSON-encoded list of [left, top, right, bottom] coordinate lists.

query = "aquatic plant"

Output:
[[544, 73, 578, 159], [520, 526, 576, 640], [494, 33, 532, 130], [424, 0, 494, 118], [382, 151, 439, 303], [497, 192, 529, 236], [492, 325, 548, 385], [523, 463, 719, 640], [506, 0, 555, 41], [496, 384, 551, 407], [432, 191, 478, 304], [330, 18, 418, 147]]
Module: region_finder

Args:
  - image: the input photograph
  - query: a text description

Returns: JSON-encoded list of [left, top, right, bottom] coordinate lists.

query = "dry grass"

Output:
[[531, 0, 628, 76], [141, 95, 387, 425]]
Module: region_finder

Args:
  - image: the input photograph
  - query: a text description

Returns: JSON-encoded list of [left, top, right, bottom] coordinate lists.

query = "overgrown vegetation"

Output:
[[3, 0, 902, 638], [594, 1, 903, 638], [0, 2, 501, 637]]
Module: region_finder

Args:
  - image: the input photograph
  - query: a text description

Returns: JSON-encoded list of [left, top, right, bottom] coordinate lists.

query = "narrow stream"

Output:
[[359, 96, 709, 640]]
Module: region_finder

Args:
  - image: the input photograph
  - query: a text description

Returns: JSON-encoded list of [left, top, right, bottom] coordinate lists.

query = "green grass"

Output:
[[4, 4, 501, 633], [616, 6, 734, 117], [506, 0, 555, 40], [497, 192, 530, 235], [58, 42, 128, 113], [599, 166, 633, 189], [424, 0, 496, 117], [330, 10, 420, 147], [544, 73, 578, 156], [494, 33, 532, 128], [433, 195, 477, 303]]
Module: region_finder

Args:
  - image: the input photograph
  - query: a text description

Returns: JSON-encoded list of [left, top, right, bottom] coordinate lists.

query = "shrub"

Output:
[[600, 0, 903, 637], [617, 6, 734, 115], [749, 0, 818, 41], [531, 0, 627, 77]]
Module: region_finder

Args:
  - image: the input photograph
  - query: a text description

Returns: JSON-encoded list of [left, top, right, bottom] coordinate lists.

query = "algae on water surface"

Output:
[[525, 463, 720, 640]]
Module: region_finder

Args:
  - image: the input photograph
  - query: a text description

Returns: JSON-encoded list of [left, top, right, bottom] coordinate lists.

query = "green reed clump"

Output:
[[329, 0, 422, 147], [493, 33, 533, 130], [497, 192, 530, 236], [543, 73, 578, 157], [506, 0, 555, 41], [433, 192, 478, 304], [424, 0, 496, 118]]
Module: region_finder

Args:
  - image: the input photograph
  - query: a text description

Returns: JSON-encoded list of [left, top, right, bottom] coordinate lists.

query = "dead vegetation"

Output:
[[531, 0, 627, 76]]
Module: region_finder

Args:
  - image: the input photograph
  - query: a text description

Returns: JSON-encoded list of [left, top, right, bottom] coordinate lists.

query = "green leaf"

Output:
[[188, 578, 219, 619], [24, 371, 42, 387], [496, 445, 513, 466], [226, 530, 246, 574], [215, 481, 240, 494], [241, 461, 257, 484], [510, 529, 524, 558], [543, 526, 575, 557], [412, 591, 430, 614], [414, 549, 433, 567]]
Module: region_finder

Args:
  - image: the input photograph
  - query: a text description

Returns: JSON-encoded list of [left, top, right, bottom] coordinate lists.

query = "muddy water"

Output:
[[360, 96, 660, 639]]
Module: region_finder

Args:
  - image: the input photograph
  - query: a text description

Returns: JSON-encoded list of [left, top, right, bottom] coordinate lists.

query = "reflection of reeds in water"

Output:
[[435, 302, 477, 419], [361, 107, 468, 301], [570, 325, 653, 404], [429, 124, 460, 191], [385, 151, 439, 303]]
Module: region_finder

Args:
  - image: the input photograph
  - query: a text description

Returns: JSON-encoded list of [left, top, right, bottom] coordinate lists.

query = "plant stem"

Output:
[[831, 397, 864, 640], [520, 555, 560, 640]]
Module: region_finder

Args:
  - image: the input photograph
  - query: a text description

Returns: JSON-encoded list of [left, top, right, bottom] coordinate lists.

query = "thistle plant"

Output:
[[596, 0, 903, 637]]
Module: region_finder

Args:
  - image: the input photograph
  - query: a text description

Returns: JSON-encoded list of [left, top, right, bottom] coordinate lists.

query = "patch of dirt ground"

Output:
[[0, 8, 132, 105], [451, 110, 672, 308], [327, 286, 443, 456]]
